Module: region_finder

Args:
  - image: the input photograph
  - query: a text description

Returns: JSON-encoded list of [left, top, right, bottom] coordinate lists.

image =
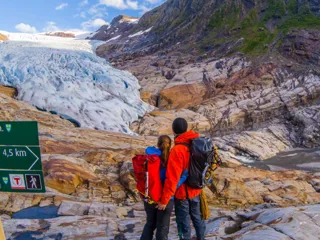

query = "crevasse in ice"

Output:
[[0, 32, 152, 134]]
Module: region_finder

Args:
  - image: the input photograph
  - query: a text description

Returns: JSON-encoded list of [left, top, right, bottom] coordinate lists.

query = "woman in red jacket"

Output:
[[141, 135, 188, 240]]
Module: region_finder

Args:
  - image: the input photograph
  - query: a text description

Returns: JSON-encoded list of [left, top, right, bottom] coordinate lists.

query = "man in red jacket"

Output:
[[157, 118, 206, 240]]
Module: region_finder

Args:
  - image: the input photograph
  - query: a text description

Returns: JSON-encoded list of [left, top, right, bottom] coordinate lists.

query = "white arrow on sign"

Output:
[[26, 146, 40, 170]]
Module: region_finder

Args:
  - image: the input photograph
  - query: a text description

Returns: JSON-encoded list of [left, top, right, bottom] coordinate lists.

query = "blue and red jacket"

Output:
[[145, 146, 188, 200]]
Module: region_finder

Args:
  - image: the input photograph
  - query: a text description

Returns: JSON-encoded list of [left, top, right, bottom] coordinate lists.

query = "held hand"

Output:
[[156, 203, 167, 211]]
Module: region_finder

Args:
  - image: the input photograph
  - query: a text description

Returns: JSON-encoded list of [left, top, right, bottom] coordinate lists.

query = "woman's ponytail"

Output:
[[157, 135, 172, 167]]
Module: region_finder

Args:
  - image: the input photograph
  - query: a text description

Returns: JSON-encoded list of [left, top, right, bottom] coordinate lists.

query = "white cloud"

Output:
[[80, 12, 87, 18], [80, 0, 89, 6], [99, 0, 152, 11], [43, 22, 61, 32], [81, 18, 109, 30], [127, 0, 139, 10], [145, 0, 163, 4], [99, 0, 127, 10], [56, 3, 68, 10], [15, 23, 37, 33], [88, 4, 108, 18], [73, 11, 87, 18]]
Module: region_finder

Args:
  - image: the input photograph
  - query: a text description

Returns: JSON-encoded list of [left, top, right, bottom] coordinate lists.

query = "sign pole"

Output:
[[0, 217, 5, 240]]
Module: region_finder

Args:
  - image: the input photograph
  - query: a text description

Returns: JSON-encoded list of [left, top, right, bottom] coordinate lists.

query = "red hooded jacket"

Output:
[[160, 130, 202, 205]]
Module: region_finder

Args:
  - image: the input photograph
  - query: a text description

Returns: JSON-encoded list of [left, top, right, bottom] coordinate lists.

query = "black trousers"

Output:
[[140, 200, 174, 240]]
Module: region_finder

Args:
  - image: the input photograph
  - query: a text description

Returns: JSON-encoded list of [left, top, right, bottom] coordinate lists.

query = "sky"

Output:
[[0, 0, 166, 33]]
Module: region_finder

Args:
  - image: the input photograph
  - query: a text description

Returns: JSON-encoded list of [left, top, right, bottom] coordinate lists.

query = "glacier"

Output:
[[0, 32, 152, 134]]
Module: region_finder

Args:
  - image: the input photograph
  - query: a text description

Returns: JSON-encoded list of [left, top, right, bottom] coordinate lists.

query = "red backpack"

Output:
[[132, 154, 162, 203]]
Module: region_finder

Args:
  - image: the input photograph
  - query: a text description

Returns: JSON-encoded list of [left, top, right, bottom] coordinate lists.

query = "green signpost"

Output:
[[0, 121, 45, 193]]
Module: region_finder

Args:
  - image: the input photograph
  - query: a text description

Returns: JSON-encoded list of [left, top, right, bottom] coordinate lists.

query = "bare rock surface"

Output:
[[0, 86, 16, 98], [131, 108, 211, 135], [45, 32, 75, 38], [3, 202, 320, 239], [131, 56, 320, 160], [0, 33, 8, 41]]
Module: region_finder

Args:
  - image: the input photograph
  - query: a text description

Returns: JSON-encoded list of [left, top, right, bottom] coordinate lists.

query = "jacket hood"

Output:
[[145, 146, 162, 156], [175, 130, 199, 144]]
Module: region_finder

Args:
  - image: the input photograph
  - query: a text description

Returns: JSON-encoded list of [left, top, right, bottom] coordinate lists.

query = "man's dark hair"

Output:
[[172, 118, 188, 135]]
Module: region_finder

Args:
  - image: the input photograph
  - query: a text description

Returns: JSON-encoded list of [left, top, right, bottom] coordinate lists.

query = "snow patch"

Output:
[[74, 31, 95, 40], [281, 153, 298, 158], [233, 155, 255, 163], [128, 27, 153, 38], [106, 35, 121, 43], [0, 33, 153, 134]]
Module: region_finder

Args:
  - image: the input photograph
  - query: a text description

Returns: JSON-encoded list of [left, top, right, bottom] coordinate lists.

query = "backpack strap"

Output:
[[145, 157, 149, 202], [175, 142, 190, 149]]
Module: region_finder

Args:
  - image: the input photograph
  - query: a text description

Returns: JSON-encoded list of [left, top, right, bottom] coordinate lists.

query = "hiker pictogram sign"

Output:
[[0, 121, 45, 193]]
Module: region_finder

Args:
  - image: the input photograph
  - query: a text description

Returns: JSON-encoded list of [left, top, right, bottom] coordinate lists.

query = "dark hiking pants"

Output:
[[140, 200, 174, 240], [175, 195, 206, 240]]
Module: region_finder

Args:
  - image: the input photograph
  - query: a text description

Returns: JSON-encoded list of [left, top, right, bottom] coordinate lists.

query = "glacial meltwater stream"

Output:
[[244, 148, 320, 172]]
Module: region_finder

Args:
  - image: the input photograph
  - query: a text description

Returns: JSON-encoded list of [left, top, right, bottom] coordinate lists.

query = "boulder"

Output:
[[58, 201, 90, 216], [119, 161, 136, 194], [159, 82, 207, 109], [43, 155, 96, 194]]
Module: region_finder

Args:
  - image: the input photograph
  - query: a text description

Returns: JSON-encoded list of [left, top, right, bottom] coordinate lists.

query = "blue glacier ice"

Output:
[[0, 32, 153, 133]]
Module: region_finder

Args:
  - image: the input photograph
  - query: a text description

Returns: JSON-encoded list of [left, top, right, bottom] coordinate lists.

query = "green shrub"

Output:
[[201, 0, 320, 55]]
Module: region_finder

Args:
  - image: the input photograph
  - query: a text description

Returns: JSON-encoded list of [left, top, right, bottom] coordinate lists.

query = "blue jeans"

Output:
[[175, 195, 206, 240]]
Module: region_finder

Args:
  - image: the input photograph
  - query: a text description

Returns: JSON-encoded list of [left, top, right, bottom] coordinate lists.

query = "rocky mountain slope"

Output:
[[0, 33, 8, 41], [0, 86, 320, 239], [92, 0, 320, 161], [92, 15, 139, 42], [45, 32, 75, 38], [93, 0, 320, 57]]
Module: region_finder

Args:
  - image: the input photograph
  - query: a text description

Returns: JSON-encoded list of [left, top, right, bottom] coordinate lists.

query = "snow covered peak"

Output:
[[0, 32, 152, 134], [111, 15, 139, 25], [45, 32, 76, 38], [120, 18, 139, 24]]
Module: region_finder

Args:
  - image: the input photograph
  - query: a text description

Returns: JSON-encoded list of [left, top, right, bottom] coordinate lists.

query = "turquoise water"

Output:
[[12, 205, 58, 219]]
